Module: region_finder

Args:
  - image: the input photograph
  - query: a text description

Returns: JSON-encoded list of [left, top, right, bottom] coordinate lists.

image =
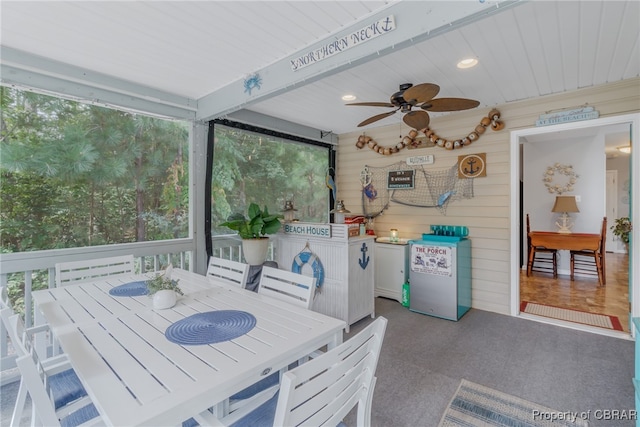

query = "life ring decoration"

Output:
[[292, 250, 325, 289]]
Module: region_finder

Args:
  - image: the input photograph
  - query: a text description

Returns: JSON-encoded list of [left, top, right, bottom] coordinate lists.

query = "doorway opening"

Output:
[[510, 113, 639, 337]]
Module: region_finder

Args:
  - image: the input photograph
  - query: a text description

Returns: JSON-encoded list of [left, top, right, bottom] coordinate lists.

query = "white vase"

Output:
[[243, 238, 269, 265], [153, 289, 177, 309]]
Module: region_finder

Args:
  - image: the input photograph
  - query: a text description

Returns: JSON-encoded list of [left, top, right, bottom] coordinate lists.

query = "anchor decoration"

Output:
[[457, 153, 487, 179], [358, 243, 370, 269]]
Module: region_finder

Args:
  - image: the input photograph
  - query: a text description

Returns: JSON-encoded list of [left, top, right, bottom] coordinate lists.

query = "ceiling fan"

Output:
[[346, 83, 480, 130]]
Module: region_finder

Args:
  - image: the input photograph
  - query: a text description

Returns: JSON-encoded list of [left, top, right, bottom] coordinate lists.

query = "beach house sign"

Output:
[[290, 15, 396, 71]]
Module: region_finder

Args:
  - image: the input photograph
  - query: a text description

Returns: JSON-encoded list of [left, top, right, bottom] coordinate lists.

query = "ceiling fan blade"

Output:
[[357, 110, 398, 127], [402, 83, 440, 104], [403, 111, 430, 130], [421, 97, 480, 112], [346, 102, 395, 108]]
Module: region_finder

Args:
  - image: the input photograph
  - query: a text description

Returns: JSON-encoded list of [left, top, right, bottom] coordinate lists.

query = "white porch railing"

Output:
[[0, 235, 275, 379], [210, 234, 275, 263], [0, 238, 195, 378]]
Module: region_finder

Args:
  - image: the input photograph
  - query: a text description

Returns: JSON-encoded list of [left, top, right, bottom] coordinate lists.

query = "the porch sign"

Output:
[[290, 15, 396, 71], [411, 244, 452, 277], [283, 223, 331, 238], [535, 106, 600, 127]]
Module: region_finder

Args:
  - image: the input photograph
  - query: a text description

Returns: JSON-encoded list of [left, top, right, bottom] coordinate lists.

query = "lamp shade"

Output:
[[551, 196, 579, 213]]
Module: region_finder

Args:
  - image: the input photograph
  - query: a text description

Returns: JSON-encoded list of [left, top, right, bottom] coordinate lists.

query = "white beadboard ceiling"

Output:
[[1, 0, 639, 142]]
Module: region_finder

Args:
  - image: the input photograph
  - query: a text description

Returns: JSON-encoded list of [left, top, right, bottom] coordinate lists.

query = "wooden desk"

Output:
[[527, 231, 600, 277], [33, 269, 345, 426]]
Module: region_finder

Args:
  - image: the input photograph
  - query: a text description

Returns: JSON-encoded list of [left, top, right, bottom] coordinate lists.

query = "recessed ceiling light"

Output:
[[342, 94, 356, 102], [457, 58, 478, 69]]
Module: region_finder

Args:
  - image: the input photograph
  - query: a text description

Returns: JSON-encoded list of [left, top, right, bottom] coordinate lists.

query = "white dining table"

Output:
[[32, 268, 346, 426]]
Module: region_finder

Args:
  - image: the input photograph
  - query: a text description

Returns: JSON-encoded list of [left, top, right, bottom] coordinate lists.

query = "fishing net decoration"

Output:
[[361, 162, 474, 217]]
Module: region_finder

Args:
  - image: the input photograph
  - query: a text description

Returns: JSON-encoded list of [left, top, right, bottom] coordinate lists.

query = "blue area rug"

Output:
[[439, 379, 589, 426]]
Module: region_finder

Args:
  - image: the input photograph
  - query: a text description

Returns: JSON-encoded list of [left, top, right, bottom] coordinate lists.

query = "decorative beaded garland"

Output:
[[355, 109, 504, 155], [543, 163, 578, 194]]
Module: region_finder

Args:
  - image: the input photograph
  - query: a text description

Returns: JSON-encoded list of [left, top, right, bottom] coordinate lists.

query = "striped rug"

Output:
[[520, 301, 623, 331], [439, 379, 589, 426]]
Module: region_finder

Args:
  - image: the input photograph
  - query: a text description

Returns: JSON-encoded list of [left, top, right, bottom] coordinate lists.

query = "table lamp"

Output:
[[551, 195, 579, 234], [390, 229, 399, 242]]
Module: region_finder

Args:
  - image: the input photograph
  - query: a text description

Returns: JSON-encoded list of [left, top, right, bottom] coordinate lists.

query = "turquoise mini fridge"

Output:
[[408, 226, 471, 321]]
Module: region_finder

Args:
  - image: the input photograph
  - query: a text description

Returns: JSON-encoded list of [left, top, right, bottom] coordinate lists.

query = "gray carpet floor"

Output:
[[1, 297, 635, 426], [344, 297, 635, 427]]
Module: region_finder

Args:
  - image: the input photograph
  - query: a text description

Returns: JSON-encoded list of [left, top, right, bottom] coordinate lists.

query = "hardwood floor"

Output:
[[520, 251, 630, 332]]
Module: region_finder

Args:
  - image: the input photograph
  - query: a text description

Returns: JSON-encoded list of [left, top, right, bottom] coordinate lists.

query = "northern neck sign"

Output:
[[290, 15, 396, 71]]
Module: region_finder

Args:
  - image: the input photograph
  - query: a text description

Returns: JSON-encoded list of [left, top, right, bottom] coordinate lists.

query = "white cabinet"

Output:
[[374, 242, 409, 303], [273, 224, 375, 332]]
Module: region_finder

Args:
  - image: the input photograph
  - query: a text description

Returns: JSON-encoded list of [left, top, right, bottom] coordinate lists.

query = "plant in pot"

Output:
[[220, 203, 283, 265], [611, 217, 632, 253], [146, 266, 183, 309]]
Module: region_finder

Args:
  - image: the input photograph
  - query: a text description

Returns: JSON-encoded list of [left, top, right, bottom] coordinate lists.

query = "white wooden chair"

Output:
[[55, 254, 135, 287], [15, 350, 102, 427], [2, 310, 97, 426], [222, 267, 316, 416], [206, 257, 250, 288], [196, 316, 388, 427], [257, 266, 316, 309]]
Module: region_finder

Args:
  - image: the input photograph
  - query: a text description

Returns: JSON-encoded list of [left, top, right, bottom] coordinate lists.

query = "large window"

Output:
[[0, 87, 190, 253], [210, 121, 332, 239]]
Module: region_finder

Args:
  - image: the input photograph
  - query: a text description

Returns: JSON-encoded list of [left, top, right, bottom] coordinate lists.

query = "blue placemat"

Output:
[[165, 310, 256, 345], [109, 281, 149, 297]]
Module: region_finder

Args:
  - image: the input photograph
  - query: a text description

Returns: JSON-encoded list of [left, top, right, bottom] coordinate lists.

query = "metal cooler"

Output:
[[408, 225, 471, 321]]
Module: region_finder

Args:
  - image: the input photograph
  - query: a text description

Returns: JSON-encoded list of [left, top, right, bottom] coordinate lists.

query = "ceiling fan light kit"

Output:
[[355, 109, 503, 156]]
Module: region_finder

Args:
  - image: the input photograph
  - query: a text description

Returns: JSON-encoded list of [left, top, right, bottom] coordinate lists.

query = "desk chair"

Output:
[[526, 214, 558, 277], [55, 254, 135, 287], [206, 256, 249, 288], [571, 217, 607, 286], [195, 316, 388, 427]]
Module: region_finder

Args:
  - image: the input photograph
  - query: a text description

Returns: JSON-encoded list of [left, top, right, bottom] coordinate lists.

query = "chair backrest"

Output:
[[273, 316, 388, 426], [258, 266, 316, 309], [599, 217, 607, 253], [15, 342, 100, 427], [55, 254, 135, 287], [16, 353, 64, 426], [206, 257, 250, 288], [0, 307, 28, 357]]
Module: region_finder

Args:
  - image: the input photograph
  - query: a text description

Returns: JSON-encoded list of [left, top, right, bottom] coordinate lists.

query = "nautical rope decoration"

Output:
[[355, 109, 504, 156], [543, 163, 578, 194]]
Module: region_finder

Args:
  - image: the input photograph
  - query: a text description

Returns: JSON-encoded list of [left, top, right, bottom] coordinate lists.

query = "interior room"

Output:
[[1, 1, 639, 426]]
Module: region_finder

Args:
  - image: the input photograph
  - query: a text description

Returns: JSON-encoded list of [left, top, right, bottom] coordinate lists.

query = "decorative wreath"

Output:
[[355, 109, 504, 156], [543, 163, 578, 194]]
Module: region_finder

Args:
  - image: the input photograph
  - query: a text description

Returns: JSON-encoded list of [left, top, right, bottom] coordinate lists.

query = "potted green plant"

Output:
[[220, 203, 283, 265], [146, 267, 183, 309], [611, 217, 632, 253]]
